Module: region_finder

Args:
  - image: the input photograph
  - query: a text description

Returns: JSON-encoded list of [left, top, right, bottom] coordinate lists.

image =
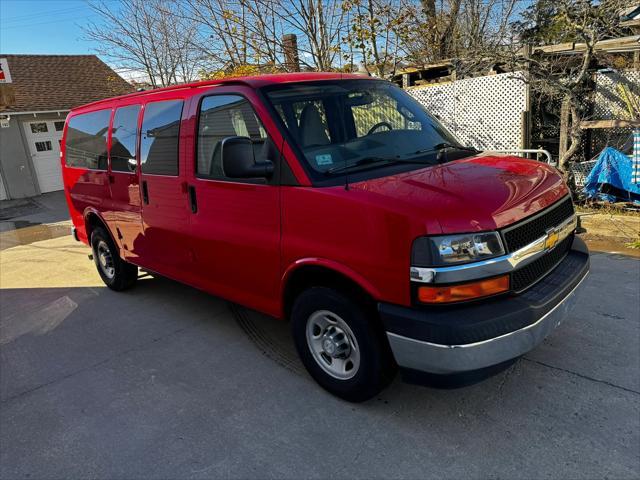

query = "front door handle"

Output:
[[142, 180, 149, 204], [188, 185, 197, 213]]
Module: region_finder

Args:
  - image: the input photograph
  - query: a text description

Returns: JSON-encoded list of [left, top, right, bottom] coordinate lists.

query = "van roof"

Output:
[[73, 72, 374, 112]]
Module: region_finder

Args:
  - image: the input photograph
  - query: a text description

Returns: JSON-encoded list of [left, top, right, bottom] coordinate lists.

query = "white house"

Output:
[[0, 55, 134, 200]]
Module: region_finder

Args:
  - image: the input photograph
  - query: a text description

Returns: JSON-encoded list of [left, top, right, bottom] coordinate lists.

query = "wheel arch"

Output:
[[281, 259, 382, 321], [84, 209, 118, 249]]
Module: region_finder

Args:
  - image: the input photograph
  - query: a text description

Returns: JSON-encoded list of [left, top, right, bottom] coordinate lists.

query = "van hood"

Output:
[[351, 155, 569, 234]]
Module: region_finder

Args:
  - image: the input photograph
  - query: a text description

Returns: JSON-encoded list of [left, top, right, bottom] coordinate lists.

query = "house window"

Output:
[[54, 121, 65, 131], [35, 141, 52, 152], [30, 122, 48, 134]]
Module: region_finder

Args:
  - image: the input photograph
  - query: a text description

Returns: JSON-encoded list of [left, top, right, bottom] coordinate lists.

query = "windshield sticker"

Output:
[[315, 154, 333, 166]]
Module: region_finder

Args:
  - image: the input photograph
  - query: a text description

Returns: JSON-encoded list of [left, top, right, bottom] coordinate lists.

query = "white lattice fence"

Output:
[[586, 70, 640, 156], [407, 72, 528, 150]]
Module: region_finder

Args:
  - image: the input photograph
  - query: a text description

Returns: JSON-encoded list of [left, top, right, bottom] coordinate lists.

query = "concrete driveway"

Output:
[[0, 223, 639, 478]]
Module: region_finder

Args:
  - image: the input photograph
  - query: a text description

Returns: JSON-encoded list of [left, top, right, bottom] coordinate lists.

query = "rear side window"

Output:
[[197, 95, 266, 178], [140, 100, 184, 176], [65, 109, 111, 169], [111, 105, 140, 172]]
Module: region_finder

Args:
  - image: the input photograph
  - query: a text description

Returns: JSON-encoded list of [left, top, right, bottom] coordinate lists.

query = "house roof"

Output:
[[0, 54, 134, 113]]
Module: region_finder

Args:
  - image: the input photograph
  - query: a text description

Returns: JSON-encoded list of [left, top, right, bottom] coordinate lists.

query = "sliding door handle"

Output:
[[188, 185, 197, 213], [142, 180, 149, 204]]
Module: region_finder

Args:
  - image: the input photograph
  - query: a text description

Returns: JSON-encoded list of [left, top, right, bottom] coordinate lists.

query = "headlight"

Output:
[[412, 232, 505, 267]]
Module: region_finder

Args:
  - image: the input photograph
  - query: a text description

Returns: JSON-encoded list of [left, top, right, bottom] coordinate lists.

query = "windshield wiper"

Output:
[[412, 143, 480, 156], [326, 155, 431, 175], [436, 142, 479, 152], [407, 143, 480, 164], [325, 143, 478, 175]]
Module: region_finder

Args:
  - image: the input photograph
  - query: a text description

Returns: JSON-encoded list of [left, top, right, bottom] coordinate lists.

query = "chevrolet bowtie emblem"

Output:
[[544, 228, 560, 250]]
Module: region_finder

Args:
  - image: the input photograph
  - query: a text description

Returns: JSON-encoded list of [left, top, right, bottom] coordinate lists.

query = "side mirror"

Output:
[[221, 136, 274, 179]]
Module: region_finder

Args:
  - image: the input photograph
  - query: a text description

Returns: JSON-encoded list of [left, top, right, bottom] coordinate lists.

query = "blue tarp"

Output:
[[583, 147, 640, 204]]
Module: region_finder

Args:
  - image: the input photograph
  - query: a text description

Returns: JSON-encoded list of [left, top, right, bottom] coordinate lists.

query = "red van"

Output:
[[62, 73, 589, 401]]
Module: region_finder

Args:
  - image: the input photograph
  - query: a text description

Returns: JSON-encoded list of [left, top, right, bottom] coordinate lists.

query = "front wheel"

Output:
[[91, 227, 138, 291], [291, 287, 396, 402]]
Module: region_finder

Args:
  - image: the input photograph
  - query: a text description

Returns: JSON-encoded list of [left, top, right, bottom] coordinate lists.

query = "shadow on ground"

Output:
[[1, 240, 638, 478]]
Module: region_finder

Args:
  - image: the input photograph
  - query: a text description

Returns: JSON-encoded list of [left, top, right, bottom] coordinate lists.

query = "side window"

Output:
[[196, 95, 267, 179], [65, 110, 110, 169], [140, 100, 183, 176], [111, 105, 140, 172]]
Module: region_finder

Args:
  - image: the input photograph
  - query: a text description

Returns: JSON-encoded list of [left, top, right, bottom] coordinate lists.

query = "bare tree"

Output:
[[84, 0, 201, 87], [268, 0, 348, 71], [398, 0, 521, 65], [343, 0, 411, 77], [459, 0, 519, 55], [185, 0, 278, 71]]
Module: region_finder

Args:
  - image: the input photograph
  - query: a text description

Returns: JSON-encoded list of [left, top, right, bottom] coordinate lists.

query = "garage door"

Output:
[[23, 119, 66, 193]]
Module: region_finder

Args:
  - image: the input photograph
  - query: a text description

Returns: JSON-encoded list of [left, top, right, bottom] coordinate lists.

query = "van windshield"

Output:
[[263, 80, 473, 180]]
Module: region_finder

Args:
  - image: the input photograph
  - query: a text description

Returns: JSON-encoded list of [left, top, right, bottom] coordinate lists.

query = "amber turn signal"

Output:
[[418, 275, 510, 304]]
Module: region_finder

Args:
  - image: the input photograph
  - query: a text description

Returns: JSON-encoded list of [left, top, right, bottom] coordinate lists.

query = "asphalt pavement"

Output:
[[0, 201, 638, 479]]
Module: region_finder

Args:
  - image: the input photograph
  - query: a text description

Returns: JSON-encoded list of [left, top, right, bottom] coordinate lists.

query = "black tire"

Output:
[[90, 226, 138, 291], [291, 287, 396, 402]]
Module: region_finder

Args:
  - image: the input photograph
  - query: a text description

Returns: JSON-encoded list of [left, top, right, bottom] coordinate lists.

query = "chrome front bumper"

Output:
[[387, 273, 586, 374], [381, 237, 589, 375]]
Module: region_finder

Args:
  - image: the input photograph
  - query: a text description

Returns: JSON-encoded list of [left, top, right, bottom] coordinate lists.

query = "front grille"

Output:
[[502, 197, 574, 252], [511, 234, 573, 292]]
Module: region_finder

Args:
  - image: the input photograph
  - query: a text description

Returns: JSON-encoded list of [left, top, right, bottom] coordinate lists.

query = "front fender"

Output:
[[281, 257, 383, 302]]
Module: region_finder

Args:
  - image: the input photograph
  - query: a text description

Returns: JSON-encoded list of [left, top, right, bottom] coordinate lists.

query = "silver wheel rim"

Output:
[[305, 310, 361, 380], [96, 240, 115, 279]]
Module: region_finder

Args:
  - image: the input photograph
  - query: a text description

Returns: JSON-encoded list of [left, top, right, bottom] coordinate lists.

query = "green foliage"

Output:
[[625, 240, 640, 249]]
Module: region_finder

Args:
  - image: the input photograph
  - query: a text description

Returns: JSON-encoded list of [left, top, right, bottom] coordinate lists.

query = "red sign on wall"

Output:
[[0, 59, 13, 84]]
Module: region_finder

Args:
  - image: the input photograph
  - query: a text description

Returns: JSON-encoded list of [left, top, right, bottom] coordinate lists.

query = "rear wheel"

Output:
[[91, 227, 138, 291], [291, 287, 396, 402]]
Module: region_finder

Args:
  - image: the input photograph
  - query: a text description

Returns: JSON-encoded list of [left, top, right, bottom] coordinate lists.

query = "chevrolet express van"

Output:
[[62, 73, 589, 402]]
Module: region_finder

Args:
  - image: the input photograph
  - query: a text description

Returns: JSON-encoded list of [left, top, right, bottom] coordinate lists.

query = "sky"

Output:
[[1, 0, 109, 58]]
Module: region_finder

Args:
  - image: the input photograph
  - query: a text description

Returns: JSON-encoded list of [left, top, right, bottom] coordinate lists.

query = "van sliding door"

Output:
[[136, 98, 191, 278], [108, 104, 144, 261]]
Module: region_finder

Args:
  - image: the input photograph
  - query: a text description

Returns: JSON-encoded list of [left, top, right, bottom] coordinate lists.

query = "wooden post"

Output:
[[282, 34, 300, 72], [522, 45, 532, 151], [520, 111, 530, 150], [559, 96, 571, 160]]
